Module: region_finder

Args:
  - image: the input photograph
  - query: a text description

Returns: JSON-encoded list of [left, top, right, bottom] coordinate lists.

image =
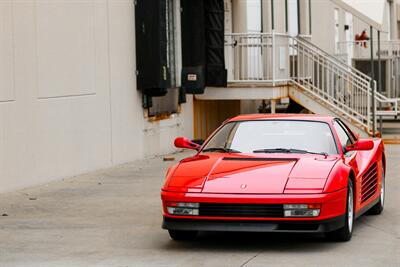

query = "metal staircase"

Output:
[[223, 32, 398, 136], [289, 36, 398, 135]]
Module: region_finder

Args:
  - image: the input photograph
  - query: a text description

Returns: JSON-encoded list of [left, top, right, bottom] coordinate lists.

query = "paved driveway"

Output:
[[0, 146, 399, 267]]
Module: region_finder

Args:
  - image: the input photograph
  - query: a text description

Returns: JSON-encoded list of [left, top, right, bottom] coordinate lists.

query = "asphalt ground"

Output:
[[0, 146, 399, 267]]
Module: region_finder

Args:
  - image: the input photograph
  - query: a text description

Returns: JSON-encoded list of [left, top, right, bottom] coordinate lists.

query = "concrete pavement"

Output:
[[0, 146, 399, 267]]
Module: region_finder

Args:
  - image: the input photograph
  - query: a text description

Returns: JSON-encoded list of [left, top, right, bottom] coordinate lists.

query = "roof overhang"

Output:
[[331, 0, 385, 31]]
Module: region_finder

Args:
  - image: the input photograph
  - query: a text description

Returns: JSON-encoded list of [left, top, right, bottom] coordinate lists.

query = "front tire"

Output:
[[368, 164, 385, 215], [326, 179, 354, 242], [168, 230, 198, 241]]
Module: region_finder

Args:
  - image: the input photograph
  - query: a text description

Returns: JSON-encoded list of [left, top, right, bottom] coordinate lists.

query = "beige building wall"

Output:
[[311, 0, 337, 54], [0, 0, 193, 193], [311, 0, 398, 55], [262, 0, 286, 33], [352, 1, 391, 41]]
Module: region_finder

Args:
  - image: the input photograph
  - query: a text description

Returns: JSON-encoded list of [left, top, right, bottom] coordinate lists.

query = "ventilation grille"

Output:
[[361, 162, 378, 203], [199, 203, 284, 218]]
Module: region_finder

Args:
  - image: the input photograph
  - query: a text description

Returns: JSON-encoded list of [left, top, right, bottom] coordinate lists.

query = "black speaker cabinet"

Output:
[[181, 0, 227, 94], [135, 0, 170, 96]]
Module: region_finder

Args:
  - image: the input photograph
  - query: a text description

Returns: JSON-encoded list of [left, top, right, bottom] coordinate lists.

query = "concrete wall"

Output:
[[0, 0, 193, 193], [352, 1, 391, 41], [311, 0, 395, 55], [261, 0, 287, 33], [311, 0, 337, 54]]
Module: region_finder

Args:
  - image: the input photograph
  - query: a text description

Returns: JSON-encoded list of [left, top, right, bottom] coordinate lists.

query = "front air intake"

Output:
[[199, 203, 284, 218]]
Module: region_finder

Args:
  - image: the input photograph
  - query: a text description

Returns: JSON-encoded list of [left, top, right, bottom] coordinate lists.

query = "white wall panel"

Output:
[[35, 0, 96, 98], [0, 0, 194, 193], [0, 1, 15, 102], [108, 0, 145, 164]]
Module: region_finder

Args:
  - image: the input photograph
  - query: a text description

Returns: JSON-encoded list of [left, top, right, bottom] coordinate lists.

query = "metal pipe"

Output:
[[285, 0, 288, 33], [297, 0, 301, 35], [271, 0, 275, 30], [370, 26, 376, 136], [260, 0, 264, 32], [308, 0, 312, 35], [378, 30, 383, 135]]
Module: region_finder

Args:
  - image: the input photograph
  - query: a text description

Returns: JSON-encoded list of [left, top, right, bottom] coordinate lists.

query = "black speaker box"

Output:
[[135, 0, 170, 96]]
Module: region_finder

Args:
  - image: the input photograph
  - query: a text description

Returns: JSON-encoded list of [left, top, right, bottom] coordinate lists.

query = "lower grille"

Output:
[[199, 203, 284, 218]]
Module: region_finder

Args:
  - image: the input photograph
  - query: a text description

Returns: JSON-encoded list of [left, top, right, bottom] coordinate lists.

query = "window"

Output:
[[203, 120, 338, 155], [333, 120, 354, 151]]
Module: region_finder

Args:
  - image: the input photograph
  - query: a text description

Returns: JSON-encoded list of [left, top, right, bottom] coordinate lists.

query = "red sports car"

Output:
[[161, 114, 385, 241]]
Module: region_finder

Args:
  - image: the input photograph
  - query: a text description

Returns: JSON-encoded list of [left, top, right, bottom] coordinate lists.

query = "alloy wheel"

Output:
[[348, 185, 354, 233]]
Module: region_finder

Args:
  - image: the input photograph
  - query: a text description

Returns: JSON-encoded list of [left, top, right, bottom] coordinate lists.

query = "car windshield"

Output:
[[202, 120, 338, 155]]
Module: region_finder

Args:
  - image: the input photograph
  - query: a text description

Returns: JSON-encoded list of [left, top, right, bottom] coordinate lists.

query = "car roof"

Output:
[[228, 114, 335, 123]]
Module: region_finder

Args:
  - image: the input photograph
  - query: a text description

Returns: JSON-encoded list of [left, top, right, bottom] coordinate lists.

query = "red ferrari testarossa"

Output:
[[161, 114, 385, 241]]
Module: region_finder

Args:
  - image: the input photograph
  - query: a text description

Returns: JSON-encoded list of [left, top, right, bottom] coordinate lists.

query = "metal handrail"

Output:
[[290, 36, 373, 131], [299, 36, 373, 82], [223, 32, 398, 134], [224, 32, 289, 83]]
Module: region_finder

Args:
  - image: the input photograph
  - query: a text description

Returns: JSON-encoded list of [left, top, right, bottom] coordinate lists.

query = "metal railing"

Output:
[[336, 40, 400, 100], [224, 33, 290, 83], [290, 36, 373, 131], [292, 36, 398, 132], [224, 33, 398, 134], [336, 40, 400, 59]]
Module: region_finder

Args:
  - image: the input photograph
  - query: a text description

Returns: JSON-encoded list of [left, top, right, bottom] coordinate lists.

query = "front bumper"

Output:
[[161, 188, 347, 222], [162, 215, 345, 233]]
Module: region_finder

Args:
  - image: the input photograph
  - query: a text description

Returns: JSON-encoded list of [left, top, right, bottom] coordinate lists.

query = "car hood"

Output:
[[168, 154, 339, 194]]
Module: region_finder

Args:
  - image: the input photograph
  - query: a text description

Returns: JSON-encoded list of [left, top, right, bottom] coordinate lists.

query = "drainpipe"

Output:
[[285, 0, 288, 33], [271, 0, 275, 86], [271, 0, 275, 31], [370, 26, 376, 137], [308, 0, 312, 35], [378, 30, 383, 135], [297, 0, 301, 35]]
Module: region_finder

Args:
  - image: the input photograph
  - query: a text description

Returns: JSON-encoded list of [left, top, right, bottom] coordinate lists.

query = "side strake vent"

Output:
[[361, 162, 378, 203]]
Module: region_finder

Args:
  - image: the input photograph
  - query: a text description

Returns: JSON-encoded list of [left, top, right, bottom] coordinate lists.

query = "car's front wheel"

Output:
[[326, 179, 354, 242], [168, 230, 198, 241]]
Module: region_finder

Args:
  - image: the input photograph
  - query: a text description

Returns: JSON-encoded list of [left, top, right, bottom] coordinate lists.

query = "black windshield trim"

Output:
[[200, 119, 340, 155]]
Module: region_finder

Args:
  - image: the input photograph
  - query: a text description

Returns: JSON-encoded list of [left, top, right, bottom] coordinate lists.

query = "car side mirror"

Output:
[[345, 139, 374, 152], [174, 137, 201, 151]]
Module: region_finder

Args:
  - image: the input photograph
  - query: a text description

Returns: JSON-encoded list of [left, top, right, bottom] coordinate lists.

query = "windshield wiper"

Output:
[[202, 147, 241, 153], [253, 148, 328, 157], [253, 148, 291, 153]]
